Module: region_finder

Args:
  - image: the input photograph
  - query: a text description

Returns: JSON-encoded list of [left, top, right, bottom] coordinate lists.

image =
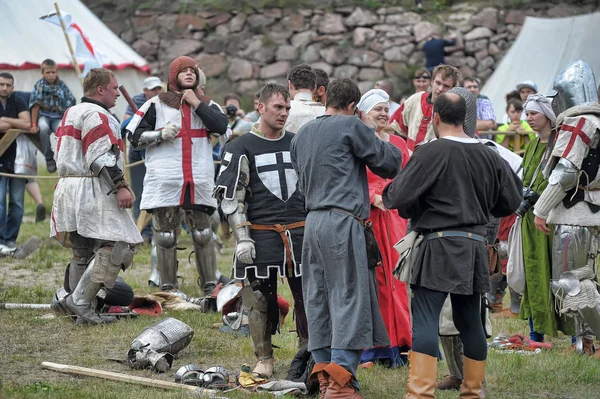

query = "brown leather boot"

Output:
[[310, 362, 329, 399], [323, 362, 361, 399], [459, 357, 486, 399], [403, 351, 437, 398], [436, 375, 462, 390]]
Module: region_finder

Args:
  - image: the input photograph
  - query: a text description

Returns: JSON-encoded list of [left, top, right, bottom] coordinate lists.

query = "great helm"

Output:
[[548, 59, 598, 116]]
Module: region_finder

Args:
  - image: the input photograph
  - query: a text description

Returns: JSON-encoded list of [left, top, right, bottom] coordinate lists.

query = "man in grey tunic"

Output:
[[291, 78, 402, 398]]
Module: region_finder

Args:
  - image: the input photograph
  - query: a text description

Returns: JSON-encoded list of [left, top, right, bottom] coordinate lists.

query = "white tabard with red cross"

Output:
[[134, 96, 218, 210], [51, 102, 142, 245], [544, 113, 600, 226]]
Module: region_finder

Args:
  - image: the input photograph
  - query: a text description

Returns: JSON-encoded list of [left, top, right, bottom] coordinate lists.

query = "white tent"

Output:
[[0, 0, 150, 118], [481, 12, 600, 121]]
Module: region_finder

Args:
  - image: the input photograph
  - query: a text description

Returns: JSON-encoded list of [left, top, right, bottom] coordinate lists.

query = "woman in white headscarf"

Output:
[[357, 89, 412, 368], [519, 93, 575, 341]]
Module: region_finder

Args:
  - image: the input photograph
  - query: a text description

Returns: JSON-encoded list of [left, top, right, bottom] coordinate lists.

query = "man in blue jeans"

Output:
[[0, 72, 31, 252]]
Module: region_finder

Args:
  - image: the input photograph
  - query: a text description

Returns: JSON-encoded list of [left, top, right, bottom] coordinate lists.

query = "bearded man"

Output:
[[127, 56, 229, 296]]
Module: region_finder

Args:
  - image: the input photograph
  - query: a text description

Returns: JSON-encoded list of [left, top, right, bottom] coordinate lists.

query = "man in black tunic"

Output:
[[214, 84, 307, 378], [383, 93, 522, 398]]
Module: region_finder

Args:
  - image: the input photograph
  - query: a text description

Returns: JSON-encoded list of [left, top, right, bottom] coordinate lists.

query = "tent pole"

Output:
[[54, 2, 83, 87]]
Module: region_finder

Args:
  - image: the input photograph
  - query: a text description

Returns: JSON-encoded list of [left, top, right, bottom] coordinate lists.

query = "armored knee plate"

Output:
[[90, 247, 123, 289]]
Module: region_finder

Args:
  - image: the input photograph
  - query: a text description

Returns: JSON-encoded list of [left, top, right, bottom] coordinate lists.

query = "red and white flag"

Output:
[[40, 10, 105, 76]]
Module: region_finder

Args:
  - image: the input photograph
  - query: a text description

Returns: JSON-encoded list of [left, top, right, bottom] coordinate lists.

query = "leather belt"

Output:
[[424, 231, 486, 243], [237, 221, 305, 275], [578, 185, 600, 192]]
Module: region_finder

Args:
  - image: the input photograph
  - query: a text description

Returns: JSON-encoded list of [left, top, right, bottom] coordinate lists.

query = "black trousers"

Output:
[[411, 286, 487, 361]]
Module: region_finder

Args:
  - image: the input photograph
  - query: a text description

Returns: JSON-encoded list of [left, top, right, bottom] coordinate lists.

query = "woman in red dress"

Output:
[[357, 89, 412, 367]]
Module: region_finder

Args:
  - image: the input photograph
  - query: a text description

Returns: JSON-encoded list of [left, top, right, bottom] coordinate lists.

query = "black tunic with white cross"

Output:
[[216, 131, 306, 279]]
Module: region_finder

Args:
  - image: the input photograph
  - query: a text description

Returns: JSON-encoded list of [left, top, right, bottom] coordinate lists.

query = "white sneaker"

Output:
[[0, 243, 16, 257]]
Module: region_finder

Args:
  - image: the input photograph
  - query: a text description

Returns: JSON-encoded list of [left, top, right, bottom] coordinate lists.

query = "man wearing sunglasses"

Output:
[[412, 68, 431, 94]]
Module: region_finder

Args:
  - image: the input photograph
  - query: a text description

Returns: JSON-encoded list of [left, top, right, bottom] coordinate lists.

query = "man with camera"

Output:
[[223, 93, 252, 136], [532, 60, 600, 355]]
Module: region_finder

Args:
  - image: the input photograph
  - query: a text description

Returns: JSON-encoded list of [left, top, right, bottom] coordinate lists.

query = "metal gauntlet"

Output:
[[90, 151, 126, 195], [134, 130, 163, 150]]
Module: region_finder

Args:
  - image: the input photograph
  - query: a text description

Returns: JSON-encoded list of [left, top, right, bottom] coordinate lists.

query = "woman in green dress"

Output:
[[519, 94, 575, 341]]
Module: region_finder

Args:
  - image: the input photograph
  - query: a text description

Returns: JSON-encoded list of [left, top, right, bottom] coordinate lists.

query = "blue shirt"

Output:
[[124, 93, 148, 118], [423, 38, 456, 68]]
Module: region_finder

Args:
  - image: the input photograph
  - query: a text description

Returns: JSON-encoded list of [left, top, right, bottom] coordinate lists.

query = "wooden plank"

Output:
[[0, 129, 21, 157], [136, 210, 153, 233], [41, 362, 217, 394], [25, 133, 43, 153]]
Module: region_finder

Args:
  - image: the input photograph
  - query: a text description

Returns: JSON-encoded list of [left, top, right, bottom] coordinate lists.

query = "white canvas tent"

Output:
[[0, 0, 150, 118], [482, 12, 600, 121]]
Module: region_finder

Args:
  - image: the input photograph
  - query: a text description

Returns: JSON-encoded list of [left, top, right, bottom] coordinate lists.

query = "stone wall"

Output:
[[86, 1, 599, 98]]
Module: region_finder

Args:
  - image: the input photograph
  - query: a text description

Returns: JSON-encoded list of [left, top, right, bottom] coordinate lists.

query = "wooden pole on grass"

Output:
[[53, 2, 83, 87], [41, 362, 219, 395]]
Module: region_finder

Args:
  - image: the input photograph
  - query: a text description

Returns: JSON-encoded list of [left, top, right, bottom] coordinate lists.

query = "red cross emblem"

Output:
[[561, 118, 589, 157]]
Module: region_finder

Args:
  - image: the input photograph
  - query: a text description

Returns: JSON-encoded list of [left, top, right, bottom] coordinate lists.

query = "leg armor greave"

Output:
[[148, 238, 160, 287], [440, 335, 464, 380], [242, 284, 273, 360], [152, 207, 181, 291], [509, 287, 522, 315], [154, 230, 178, 291], [66, 244, 130, 324], [67, 231, 95, 292], [486, 273, 507, 312], [552, 225, 600, 338], [187, 210, 218, 295]]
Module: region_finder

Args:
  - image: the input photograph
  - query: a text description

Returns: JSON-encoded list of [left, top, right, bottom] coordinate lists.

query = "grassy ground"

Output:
[[2, 168, 600, 398]]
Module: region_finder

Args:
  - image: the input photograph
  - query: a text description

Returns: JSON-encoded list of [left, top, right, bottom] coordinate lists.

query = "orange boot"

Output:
[[323, 362, 362, 399], [459, 357, 486, 399], [310, 362, 329, 399], [403, 351, 437, 398]]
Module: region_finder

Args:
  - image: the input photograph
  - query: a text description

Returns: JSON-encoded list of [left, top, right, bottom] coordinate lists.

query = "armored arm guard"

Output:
[[134, 130, 163, 150], [534, 158, 578, 219], [90, 151, 127, 195], [220, 156, 252, 244]]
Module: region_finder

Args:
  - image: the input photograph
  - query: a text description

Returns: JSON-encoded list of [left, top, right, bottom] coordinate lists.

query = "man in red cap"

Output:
[[127, 56, 229, 296]]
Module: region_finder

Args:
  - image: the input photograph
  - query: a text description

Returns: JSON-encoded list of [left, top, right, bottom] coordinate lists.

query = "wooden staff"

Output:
[[54, 2, 83, 87], [119, 85, 138, 113], [41, 362, 218, 395], [0, 303, 51, 310]]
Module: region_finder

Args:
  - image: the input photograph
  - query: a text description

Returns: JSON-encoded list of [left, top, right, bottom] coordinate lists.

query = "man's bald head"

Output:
[[433, 92, 466, 127], [375, 80, 394, 97]]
